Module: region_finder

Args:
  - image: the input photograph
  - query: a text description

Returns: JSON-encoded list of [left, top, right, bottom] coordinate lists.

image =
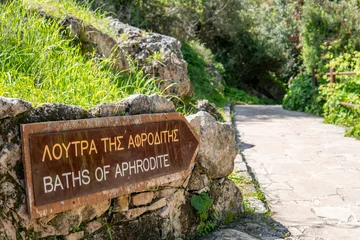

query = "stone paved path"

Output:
[[234, 105, 360, 240]]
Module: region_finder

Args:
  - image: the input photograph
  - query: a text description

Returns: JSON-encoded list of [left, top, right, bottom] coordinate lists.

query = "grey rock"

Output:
[[0, 174, 25, 215], [201, 229, 259, 240], [0, 216, 16, 240], [187, 166, 210, 191], [247, 197, 267, 214], [22, 103, 92, 123], [93, 212, 168, 240], [120, 94, 175, 115], [148, 94, 175, 113], [210, 179, 243, 223], [121, 94, 151, 115], [165, 189, 198, 237], [196, 99, 223, 121], [62, 17, 128, 71], [62, 14, 193, 99], [109, 17, 193, 99], [0, 97, 31, 119], [187, 111, 237, 179], [0, 143, 21, 172], [90, 102, 127, 117]]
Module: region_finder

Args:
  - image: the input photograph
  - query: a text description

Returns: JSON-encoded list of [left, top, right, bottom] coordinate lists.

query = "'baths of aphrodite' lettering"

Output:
[[43, 169, 91, 193], [115, 154, 170, 177], [128, 129, 179, 149], [42, 139, 99, 162]]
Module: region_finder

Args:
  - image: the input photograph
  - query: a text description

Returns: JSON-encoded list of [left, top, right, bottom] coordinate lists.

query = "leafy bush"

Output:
[[282, 74, 324, 115], [191, 192, 217, 236], [319, 51, 360, 138], [301, 0, 360, 72]]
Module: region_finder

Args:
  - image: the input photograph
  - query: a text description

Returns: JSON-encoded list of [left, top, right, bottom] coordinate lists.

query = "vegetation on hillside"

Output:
[[84, 0, 297, 100], [2, 0, 359, 137], [0, 1, 162, 109]]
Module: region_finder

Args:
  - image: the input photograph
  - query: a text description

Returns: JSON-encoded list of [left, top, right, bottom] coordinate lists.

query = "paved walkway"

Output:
[[234, 105, 360, 240]]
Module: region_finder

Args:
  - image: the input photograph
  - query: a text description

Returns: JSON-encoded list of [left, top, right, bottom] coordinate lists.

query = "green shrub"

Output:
[[282, 73, 324, 116], [191, 192, 217, 236], [320, 81, 360, 138]]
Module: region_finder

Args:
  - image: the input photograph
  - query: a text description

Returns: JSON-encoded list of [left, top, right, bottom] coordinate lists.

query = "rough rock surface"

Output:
[[21, 103, 92, 122], [0, 97, 32, 120], [90, 102, 127, 117], [120, 94, 175, 115], [187, 166, 210, 191], [27, 200, 110, 238], [90, 94, 175, 117], [210, 179, 243, 223], [187, 111, 237, 179], [109, 18, 193, 98], [62, 16, 128, 71], [196, 99, 223, 121]]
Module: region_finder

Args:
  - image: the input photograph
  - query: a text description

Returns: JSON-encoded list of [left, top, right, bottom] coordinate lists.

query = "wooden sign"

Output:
[[21, 112, 199, 219]]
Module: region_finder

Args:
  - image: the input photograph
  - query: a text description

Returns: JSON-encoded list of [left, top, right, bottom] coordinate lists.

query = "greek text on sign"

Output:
[[21, 113, 199, 219]]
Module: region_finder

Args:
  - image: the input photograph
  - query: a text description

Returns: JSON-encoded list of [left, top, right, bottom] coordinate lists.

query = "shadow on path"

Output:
[[234, 105, 321, 122]]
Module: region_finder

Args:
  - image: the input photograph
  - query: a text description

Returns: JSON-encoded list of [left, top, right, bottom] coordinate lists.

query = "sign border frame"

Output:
[[21, 112, 199, 219]]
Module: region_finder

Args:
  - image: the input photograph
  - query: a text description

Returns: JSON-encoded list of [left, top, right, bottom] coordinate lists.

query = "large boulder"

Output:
[[109, 18, 193, 99], [186, 111, 237, 179]]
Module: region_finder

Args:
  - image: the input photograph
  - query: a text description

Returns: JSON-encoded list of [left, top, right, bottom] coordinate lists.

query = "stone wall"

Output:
[[0, 94, 242, 240]]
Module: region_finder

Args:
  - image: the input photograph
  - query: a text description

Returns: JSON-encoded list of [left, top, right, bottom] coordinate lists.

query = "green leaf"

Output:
[[191, 192, 213, 213]]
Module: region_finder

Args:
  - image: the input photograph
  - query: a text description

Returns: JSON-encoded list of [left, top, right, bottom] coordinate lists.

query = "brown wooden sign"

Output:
[[21, 112, 199, 219]]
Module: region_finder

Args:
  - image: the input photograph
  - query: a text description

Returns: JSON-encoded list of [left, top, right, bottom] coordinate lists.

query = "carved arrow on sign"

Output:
[[21, 112, 199, 219]]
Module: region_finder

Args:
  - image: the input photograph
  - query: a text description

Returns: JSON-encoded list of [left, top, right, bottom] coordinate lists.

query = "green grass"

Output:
[[23, 0, 113, 36], [0, 1, 162, 109]]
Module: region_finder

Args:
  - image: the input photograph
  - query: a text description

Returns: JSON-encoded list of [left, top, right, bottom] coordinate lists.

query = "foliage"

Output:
[[191, 192, 217, 236], [83, 0, 299, 98], [0, 1, 162, 110], [318, 51, 360, 138], [24, 0, 113, 36], [283, 49, 360, 138], [225, 87, 275, 105], [182, 40, 274, 108], [282, 74, 324, 116], [301, 0, 360, 73], [181, 41, 227, 107]]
